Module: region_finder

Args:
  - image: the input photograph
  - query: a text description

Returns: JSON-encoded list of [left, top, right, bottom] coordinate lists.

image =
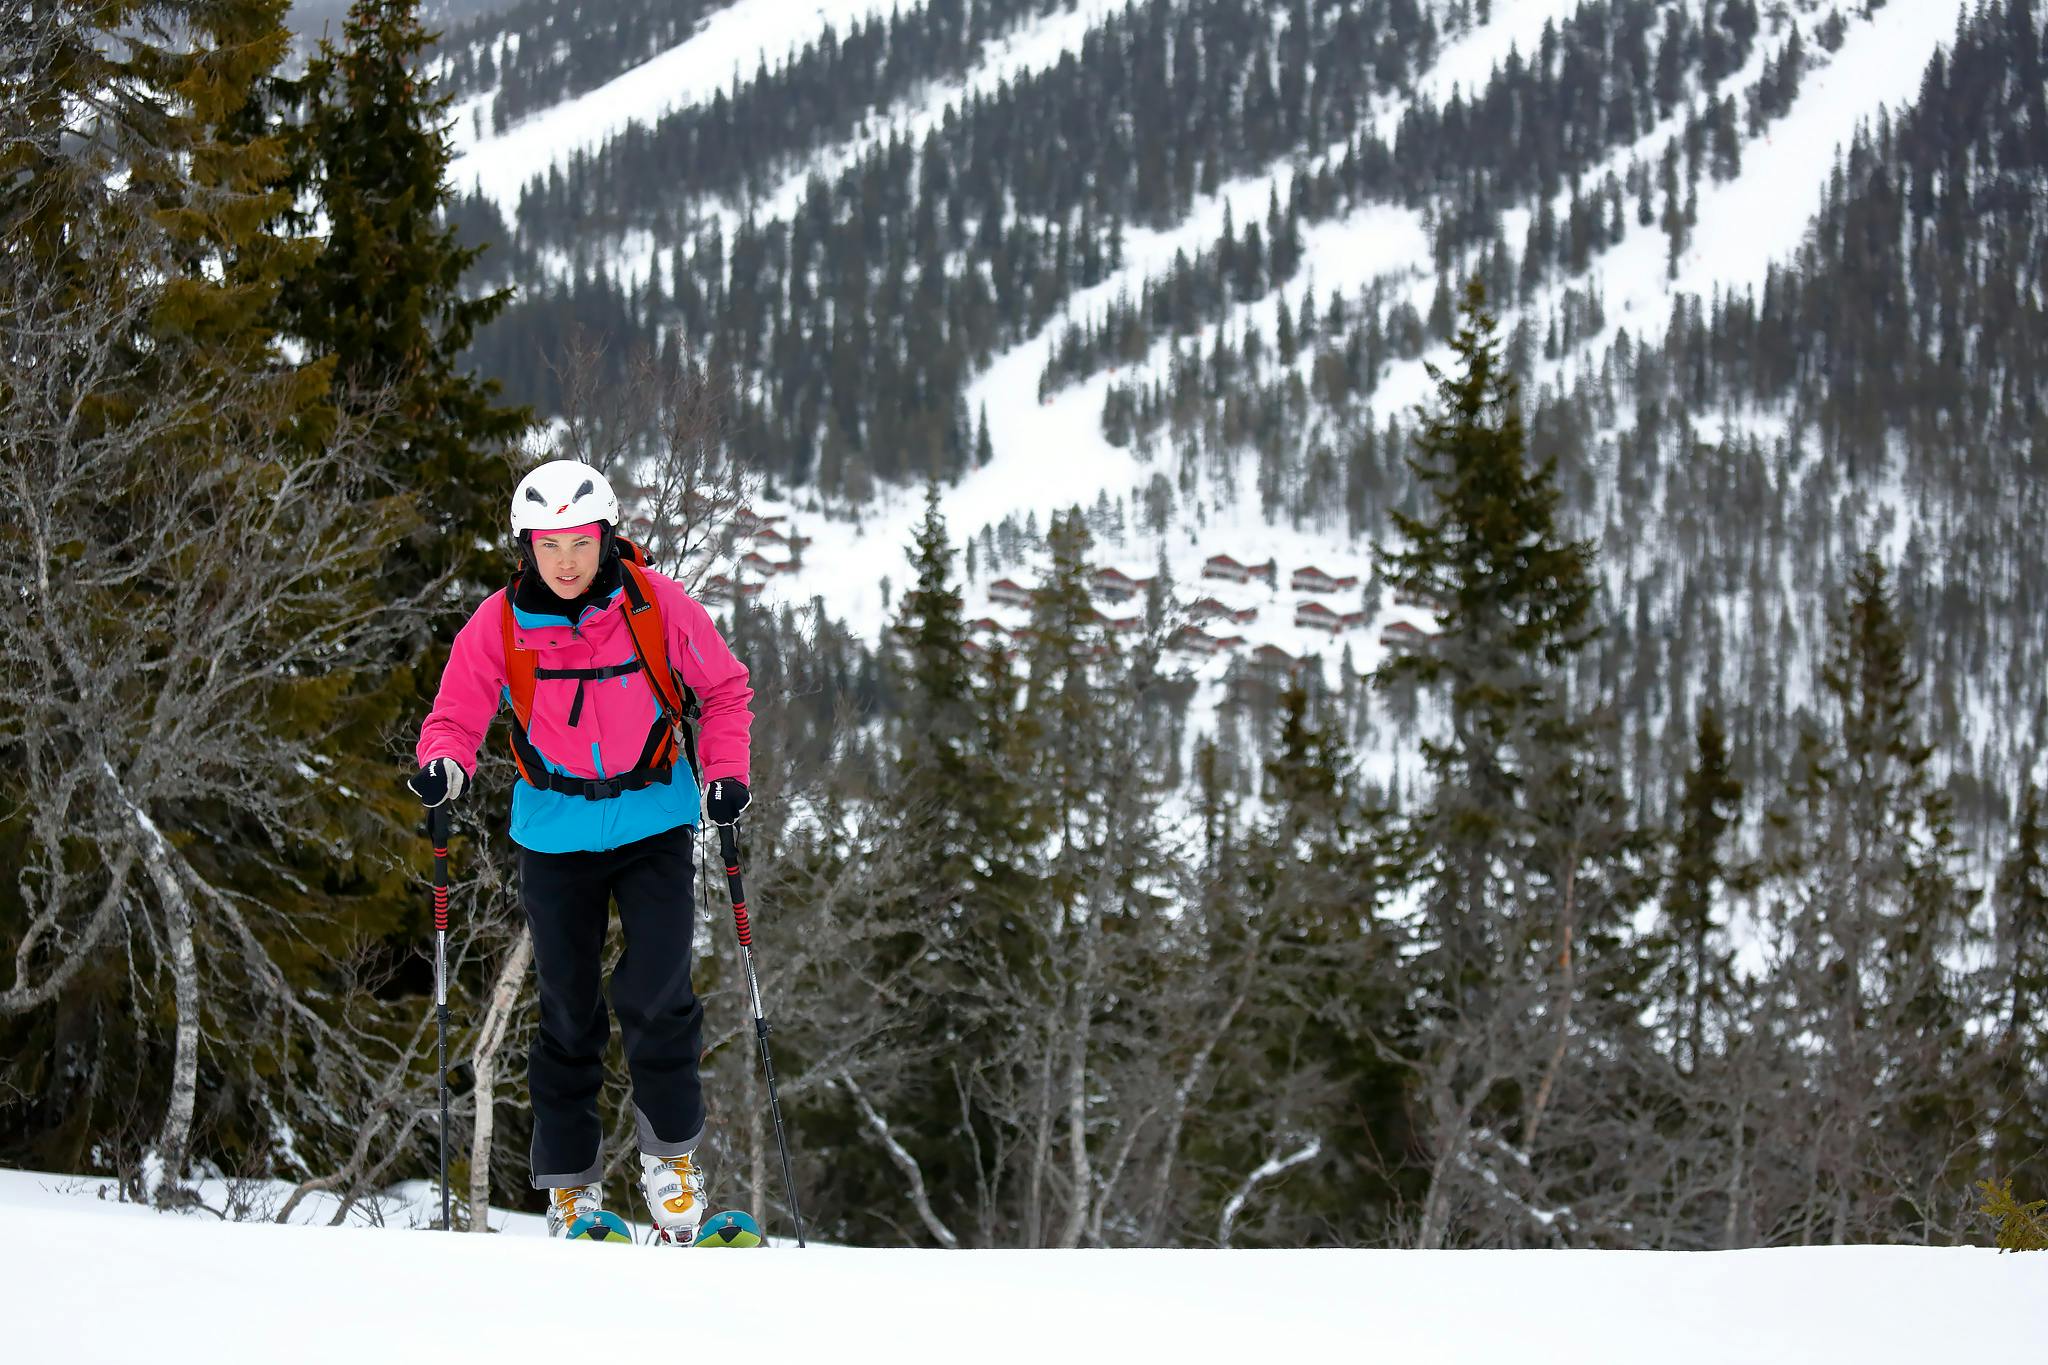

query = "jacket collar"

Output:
[[512, 555, 624, 627]]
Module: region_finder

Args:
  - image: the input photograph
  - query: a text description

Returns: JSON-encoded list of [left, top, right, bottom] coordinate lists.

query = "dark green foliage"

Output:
[[887, 483, 1048, 1008], [1762, 554, 1987, 1242], [1990, 785, 2048, 1183], [1377, 278, 1599, 1007], [1975, 1178, 2048, 1250], [1653, 707, 1743, 1074], [282, 0, 531, 604], [1209, 683, 1416, 1244]]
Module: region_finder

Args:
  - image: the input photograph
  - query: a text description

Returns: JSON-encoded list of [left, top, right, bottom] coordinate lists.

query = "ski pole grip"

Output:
[[429, 804, 451, 933], [717, 822, 751, 948]]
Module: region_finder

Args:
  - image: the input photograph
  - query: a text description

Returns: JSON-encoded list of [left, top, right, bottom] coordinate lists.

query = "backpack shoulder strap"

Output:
[[618, 558, 686, 723], [501, 581, 538, 725], [617, 556, 704, 784], [499, 579, 548, 786]]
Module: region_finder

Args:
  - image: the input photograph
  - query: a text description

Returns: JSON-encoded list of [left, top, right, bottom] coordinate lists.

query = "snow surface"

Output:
[[1613, 0, 1970, 331], [6, 1166, 2036, 1362]]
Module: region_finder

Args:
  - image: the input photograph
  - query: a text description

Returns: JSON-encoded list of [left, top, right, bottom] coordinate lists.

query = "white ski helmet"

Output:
[[510, 459, 621, 536]]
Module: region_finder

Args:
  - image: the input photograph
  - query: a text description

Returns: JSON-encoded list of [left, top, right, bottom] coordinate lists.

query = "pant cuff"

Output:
[[531, 1146, 604, 1190], [634, 1104, 705, 1159]]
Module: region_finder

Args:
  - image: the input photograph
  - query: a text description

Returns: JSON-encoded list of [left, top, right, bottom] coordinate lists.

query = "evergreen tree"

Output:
[[0, 0, 425, 1192], [281, 0, 531, 607], [1215, 682, 1414, 1243], [890, 484, 1042, 955], [3, 0, 319, 394], [858, 487, 1050, 1243], [1654, 705, 1744, 1073], [1376, 279, 1598, 1009], [1019, 507, 1176, 1246], [1990, 784, 2048, 1182], [1375, 279, 1627, 1247], [1764, 553, 1983, 1242]]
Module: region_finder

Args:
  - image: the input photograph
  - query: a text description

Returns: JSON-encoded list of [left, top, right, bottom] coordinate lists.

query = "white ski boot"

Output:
[[638, 1151, 708, 1247]]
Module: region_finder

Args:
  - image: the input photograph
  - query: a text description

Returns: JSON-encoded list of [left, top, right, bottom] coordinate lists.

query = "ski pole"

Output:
[[716, 821, 805, 1247], [430, 802, 452, 1232]]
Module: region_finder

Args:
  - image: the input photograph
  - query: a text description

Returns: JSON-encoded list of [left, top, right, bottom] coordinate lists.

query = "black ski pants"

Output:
[[518, 824, 704, 1187]]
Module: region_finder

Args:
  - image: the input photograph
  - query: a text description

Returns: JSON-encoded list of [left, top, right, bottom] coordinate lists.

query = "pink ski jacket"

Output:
[[417, 565, 753, 853]]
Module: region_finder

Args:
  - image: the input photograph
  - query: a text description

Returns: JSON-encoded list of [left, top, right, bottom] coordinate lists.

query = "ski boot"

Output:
[[638, 1152, 708, 1247]]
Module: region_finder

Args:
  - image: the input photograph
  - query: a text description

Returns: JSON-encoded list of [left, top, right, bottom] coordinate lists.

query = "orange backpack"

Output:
[[500, 538, 700, 799]]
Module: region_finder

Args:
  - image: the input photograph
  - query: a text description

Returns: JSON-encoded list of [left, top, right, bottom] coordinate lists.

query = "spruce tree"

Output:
[[1375, 279, 1643, 1246], [1376, 278, 1598, 1009], [4, 0, 319, 393], [1019, 507, 1175, 1246], [281, 0, 530, 606], [1218, 682, 1414, 1243], [889, 483, 1042, 974], [0, 0, 428, 1189], [1765, 552, 1981, 1241], [1990, 784, 2048, 1181], [1655, 705, 1744, 1073], [867, 487, 1048, 1242]]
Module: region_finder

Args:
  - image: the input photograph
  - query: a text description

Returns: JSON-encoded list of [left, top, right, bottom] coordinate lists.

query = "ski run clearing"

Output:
[[3, 1168, 2035, 1363]]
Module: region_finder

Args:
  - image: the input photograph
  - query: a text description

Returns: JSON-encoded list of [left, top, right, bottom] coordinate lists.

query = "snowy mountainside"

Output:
[[6, 1167, 2035, 1363], [443, 0, 905, 208], [632, 2, 1948, 641], [439, 0, 2039, 839]]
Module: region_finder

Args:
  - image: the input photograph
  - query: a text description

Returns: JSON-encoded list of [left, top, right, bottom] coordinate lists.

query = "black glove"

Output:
[[705, 778, 751, 827], [407, 757, 467, 807]]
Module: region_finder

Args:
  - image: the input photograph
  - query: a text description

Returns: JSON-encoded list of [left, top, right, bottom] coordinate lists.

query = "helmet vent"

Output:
[[524, 487, 546, 505], [573, 479, 594, 501]]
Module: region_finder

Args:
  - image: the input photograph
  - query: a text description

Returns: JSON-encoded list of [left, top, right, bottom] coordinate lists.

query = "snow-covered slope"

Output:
[[443, 0, 1969, 705], [731, 1, 1965, 680], [447, 0, 909, 210], [7, 1168, 2034, 1362]]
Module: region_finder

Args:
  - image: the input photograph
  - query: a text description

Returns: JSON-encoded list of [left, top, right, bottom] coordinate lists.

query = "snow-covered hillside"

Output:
[[657, 0, 1965, 673], [446, 0, 911, 208], [8, 1168, 2035, 1362], [442, 0, 2020, 813]]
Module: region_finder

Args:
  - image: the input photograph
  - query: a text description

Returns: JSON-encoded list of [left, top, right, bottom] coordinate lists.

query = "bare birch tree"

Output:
[[0, 198, 432, 1202]]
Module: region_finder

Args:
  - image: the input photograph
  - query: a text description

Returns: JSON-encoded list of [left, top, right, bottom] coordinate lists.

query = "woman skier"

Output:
[[408, 458, 754, 1245]]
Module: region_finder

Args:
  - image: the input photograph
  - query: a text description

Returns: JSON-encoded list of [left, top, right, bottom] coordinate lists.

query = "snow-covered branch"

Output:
[[1217, 1135, 1322, 1247], [838, 1070, 959, 1249]]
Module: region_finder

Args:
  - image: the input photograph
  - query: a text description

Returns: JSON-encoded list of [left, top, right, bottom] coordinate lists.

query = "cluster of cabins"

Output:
[[978, 549, 1440, 661], [638, 502, 1441, 665], [696, 504, 812, 604]]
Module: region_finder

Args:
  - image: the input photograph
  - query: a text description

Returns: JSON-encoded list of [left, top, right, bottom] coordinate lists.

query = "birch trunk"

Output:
[[468, 927, 533, 1231], [1722, 1098, 1746, 1249], [1143, 943, 1258, 1243], [843, 1072, 959, 1248], [1417, 1136, 1459, 1250], [1054, 922, 1097, 1249], [127, 806, 201, 1207], [1217, 1136, 1322, 1246], [746, 1041, 767, 1226], [1023, 1037, 1055, 1247]]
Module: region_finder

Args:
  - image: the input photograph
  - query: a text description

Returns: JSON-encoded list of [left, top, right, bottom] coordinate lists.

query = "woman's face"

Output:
[[532, 531, 600, 599]]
